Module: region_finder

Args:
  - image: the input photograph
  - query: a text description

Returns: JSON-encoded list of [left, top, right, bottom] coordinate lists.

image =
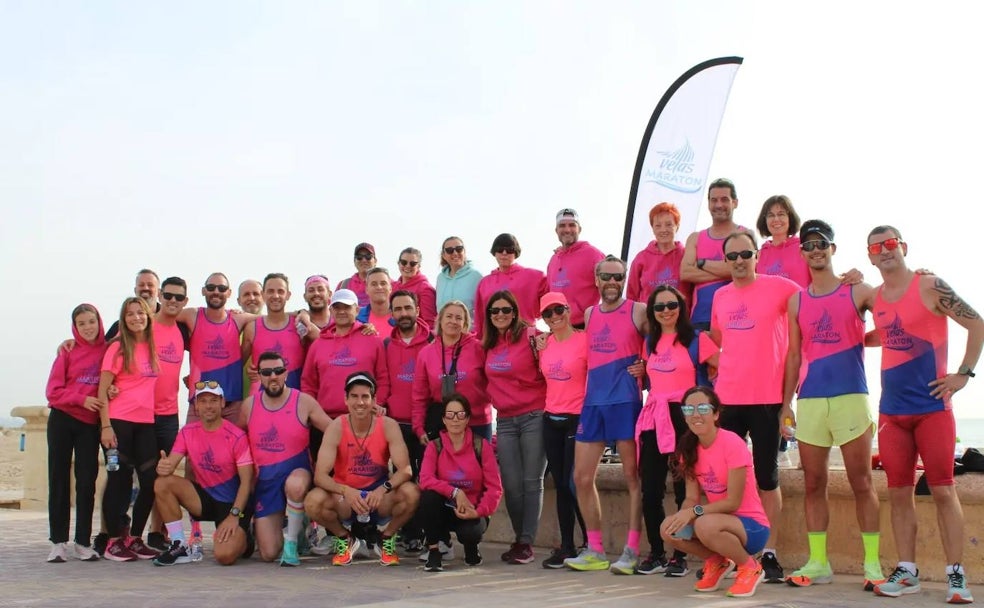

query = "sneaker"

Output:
[[279, 539, 300, 567], [501, 542, 520, 562], [126, 536, 160, 560], [103, 537, 138, 562], [874, 566, 921, 597], [727, 564, 765, 598], [665, 555, 690, 577], [542, 546, 578, 569], [311, 534, 336, 556], [74, 544, 100, 562], [153, 541, 191, 566], [635, 552, 669, 575], [610, 546, 639, 575], [297, 523, 313, 557], [424, 548, 443, 572], [189, 539, 204, 562], [508, 543, 534, 565], [464, 543, 482, 566], [47, 542, 68, 563], [863, 578, 886, 592], [379, 535, 400, 566], [862, 563, 885, 592], [332, 535, 362, 566], [147, 532, 169, 553], [92, 532, 109, 557], [564, 547, 610, 572], [404, 538, 424, 555], [695, 555, 735, 592], [786, 561, 834, 586], [947, 568, 974, 604], [760, 551, 785, 583], [419, 540, 454, 562]]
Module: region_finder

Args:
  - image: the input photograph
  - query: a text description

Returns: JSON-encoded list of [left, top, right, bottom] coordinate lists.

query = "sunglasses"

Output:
[[204, 284, 229, 293], [489, 306, 514, 315], [652, 301, 680, 312], [444, 245, 465, 255], [258, 366, 287, 377], [541, 305, 567, 319], [194, 380, 220, 390], [162, 292, 187, 302], [801, 240, 832, 252], [444, 411, 469, 421], [495, 247, 517, 255], [680, 403, 715, 416], [598, 272, 626, 282], [724, 250, 755, 261], [398, 259, 419, 267], [354, 254, 374, 261], [867, 237, 903, 255]]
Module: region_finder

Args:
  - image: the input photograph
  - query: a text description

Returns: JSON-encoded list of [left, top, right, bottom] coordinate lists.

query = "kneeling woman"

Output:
[[660, 387, 771, 598], [418, 393, 502, 572]]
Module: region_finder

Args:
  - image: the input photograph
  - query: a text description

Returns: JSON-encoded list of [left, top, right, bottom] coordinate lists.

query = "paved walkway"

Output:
[[0, 508, 954, 608]]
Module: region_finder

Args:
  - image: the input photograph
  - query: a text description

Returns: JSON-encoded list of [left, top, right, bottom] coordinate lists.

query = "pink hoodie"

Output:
[[473, 264, 548, 338], [46, 306, 107, 425], [301, 321, 390, 416], [384, 319, 434, 424], [627, 240, 692, 306], [484, 332, 546, 418], [419, 428, 503, 517], [547, 240, 605, 326], [395, 273, 438, 328], [336, 274, 369, 308], [411, 333, 490, 437]]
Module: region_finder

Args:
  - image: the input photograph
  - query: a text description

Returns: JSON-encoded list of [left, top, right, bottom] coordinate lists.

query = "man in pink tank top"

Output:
[[303, 274, 333, 330], [304, 372, 420, 567], [241, 273, 310, 392], [863, 225, 983, 603]]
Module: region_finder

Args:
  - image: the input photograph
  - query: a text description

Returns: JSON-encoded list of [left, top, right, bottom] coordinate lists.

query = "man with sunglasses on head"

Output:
[[709, 230, 800, 584], [548, 208, 605, 329], [337, 242, 378, 308], [779, 221, 884, 589], [862, 226, 983, 604], [241, 351, 331, 566]]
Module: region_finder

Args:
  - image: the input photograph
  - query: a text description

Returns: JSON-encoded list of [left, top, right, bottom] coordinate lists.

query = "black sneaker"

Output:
[[636, 552, 669, 575], [404, 538, 424, 555], [464, 543, 483, 566], [760, 551, 785, 583], [424, 548, 443, 572], [542, 546, 577, 569], [153, 540, 191, 566], [147, 532, 169, 553], [664, 556, 689, 577]]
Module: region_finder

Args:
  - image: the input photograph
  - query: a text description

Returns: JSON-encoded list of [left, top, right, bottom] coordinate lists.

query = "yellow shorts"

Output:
[[795, 393, 873, 448]]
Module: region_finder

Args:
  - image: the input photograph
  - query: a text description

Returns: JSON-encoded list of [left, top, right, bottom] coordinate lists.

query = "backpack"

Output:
[[432, 434, 483, 464]]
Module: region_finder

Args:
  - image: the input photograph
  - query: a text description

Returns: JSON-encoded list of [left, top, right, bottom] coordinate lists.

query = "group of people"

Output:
[[44, 181, 981, 604]]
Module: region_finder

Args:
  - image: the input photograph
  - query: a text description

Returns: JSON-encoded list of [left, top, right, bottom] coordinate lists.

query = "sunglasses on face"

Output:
[[489, 306, 514, 315], [354, 254, 374, 261], [652, 301, 680, 312], [680, 403, 715, 416], [258, 367, 287, 377], [444, 411, 469, 421], [724, 250, 755, 261], [495, 248, 517, 255], [801, 240, 832, 252], [598, 272, 625, 282], [204, 284, 229, 293], [162, 292, 187, 302], [194, 380, 220, 390], [398, 259, 419, 267], [444, 245, 465, 255], [867, 237, 903, 255], [541, 305, 568, 319]]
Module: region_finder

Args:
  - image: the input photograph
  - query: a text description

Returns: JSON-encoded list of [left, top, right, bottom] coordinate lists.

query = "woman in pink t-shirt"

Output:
[[755, 195, 809, 288], [97, 297, 161, 562], [661, 387, 771, 598]]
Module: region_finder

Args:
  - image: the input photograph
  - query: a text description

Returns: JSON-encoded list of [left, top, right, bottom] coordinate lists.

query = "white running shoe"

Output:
[[47, 542, 68, 563]]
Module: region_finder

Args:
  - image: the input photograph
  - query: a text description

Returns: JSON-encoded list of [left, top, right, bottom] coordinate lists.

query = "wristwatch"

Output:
[[696, 259, 706, 271], [383, 481, 394, 493], [958, 365, 976, 378], [692, 504, 705, 517], [230, 507, 245, 519]]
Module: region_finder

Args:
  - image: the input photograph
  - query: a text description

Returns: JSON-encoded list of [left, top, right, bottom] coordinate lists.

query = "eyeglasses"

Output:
[[598, 272, 625, 282], [495, 247, 517, 255], [162, 292, 187, 302], [541, 305, 567, 319], [766, 212, 788, 220], [444, 245, 465, 255], [354, 254, 374, 261], [867, 237, 903, 255], [489, 306, 514, 315], [724, 250, 755, 261], [194, 380, 220, 390], [258, 367, 287, 377], [398, 259, 419, 267], [801, 240, 832, 252], [443, 411, 469, 421], [204, 284, 229, 293], [680, 403, 715, 416], [652, 301, 680, 312]]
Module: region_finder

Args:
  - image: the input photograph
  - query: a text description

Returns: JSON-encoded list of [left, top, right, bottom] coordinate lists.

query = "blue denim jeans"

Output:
[[495, 410, 546, 544]]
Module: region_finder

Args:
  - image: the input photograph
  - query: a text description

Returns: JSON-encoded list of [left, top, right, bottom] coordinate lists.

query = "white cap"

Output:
[[330, 289, 359, 307]]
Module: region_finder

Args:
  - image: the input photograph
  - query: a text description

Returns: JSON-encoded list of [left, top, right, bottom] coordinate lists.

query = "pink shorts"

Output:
[[877, 410, 956, 488]]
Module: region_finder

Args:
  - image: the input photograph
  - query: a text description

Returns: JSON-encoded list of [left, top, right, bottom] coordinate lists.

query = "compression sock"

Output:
[[285, 500, 305, 541]]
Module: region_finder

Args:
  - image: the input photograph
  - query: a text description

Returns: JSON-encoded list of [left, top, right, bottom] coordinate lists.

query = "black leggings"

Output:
[[418, 490, 487, 546], [639, 429, 686, 557], [542, 413, 586, 551], [102, 419, 158, 538], [47, 408, 100, 545]]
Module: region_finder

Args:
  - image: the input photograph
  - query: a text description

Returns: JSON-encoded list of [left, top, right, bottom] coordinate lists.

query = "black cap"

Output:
[[800, 221, 834, 243]]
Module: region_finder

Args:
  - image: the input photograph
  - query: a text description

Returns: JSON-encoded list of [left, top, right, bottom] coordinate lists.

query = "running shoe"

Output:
[[47, 542, 68, 563], [92, 532, 109, 557], [862, 563, 885, 591], [947, 568, 974, 604], [564, 547, 610, 572], [501, 542, 520, 562], [665, 555, 690, 577], [508, 543, 534, 565], [147, 532, 169, 553], [464, 543, 482, 566], [424, 548, 443, 572], [332, 535, 362, 566], [727, 564, 765, 598], [74, 544, 100, 562], [610, 546, 639, 575], [279, 539, 300, 567], [379, 535, 400, 566], [542, 547, 578, 569], [103, 537, 137, 562], [153, 541, 191, 566], [403, 538, 424, 555], [126, 536, 160, 560], [785, 561, 834, 586], [874, 566, 921, 597], [311, 534, 336, 556], [760, 551, 785, 583], [635, 552, 668, 575], [695, 555, 734, 592], [419, 540, 454, 562]]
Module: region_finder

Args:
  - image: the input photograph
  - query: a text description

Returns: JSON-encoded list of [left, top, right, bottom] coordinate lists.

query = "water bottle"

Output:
[[955, 436, 964, 460], [296, 320, 309, 338], [782, 417, 797, 440], [106, 448, 120, 472], [357, 491, 371, 523]]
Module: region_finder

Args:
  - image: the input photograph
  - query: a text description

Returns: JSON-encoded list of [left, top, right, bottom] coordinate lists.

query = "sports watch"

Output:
[[692, 504, 705, 517], [383, 481, 394, 493], [230, 507, 245, 519]]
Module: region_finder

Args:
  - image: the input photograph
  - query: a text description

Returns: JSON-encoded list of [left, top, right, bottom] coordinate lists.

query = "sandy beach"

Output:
[[0, 429, 25, 496]]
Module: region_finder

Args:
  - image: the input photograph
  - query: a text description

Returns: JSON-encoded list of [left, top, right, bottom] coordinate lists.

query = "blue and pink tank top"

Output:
[[334, 415, 390, 490], [584, 300, 643, 407], [189, 308, 244, 400], [691, 229, 732, 325], [797, 284, 867, 398], [251, 317, 305, 390], [172, 419, 253, 504], [247, 388, 311, 481]]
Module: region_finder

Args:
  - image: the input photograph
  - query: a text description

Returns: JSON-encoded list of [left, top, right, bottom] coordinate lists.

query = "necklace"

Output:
[[348, 415, 374, 454]]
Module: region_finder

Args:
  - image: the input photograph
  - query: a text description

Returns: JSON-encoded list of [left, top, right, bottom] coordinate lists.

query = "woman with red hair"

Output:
[[628, 202, 693, 306]]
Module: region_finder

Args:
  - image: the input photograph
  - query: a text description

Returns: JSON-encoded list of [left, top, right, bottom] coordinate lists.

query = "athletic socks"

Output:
[[626, 529, 641, 553], [165, 521, 186, 546], [587, 530, 604, 553], [285, 500, 305, 541], [807, 532, 827, 565]]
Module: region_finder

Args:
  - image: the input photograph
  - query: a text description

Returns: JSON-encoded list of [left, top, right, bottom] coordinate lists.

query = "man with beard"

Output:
[[241, 273, 311, 392], [303, 275, 333, 330], [242, 351, 330, 566], [105, 269, 162, 339], [237, 279, 265, 315]]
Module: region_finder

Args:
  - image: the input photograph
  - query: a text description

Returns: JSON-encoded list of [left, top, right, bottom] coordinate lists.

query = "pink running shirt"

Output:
[[102, 341, 157, 424], [172, 419, 252, 504], [757, 237, 810, 289], [694, 428, 770, 526], [539, 331, 588, 415], [153, 321, 184, 416]]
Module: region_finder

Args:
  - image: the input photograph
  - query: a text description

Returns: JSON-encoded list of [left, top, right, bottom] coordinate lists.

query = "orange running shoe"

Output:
[[695, 555, 735, 592], [727, 564, 765, 598], [331, 535, 362, 566]]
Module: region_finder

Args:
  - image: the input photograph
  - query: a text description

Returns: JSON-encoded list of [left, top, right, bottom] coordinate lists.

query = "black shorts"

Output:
[[719, 404, 781, 492], [191, 482, 251, 532], [155, 414, 179, 454]]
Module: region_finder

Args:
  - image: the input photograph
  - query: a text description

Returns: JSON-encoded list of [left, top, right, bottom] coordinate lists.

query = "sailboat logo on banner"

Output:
[[644, 139, 702, 193]]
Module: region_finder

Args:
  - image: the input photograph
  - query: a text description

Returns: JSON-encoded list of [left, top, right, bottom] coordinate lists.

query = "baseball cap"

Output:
[[354, 243, 376, 256], [556, 208, 580, 225], [800, 222, 835, 243], [539, 292, 569, 312], [330, 289, 359, 307], [193, 381, 224, 399]]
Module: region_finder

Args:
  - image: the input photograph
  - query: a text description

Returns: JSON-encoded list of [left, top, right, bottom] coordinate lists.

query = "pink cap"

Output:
[[539, 292, 568, 312]]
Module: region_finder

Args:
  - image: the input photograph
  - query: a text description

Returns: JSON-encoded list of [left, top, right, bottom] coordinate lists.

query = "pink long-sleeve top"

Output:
[[301, 321, 390, 416], [547, 240, 605, 327], [395, 273, 438, 329], [473, 264, 548, 338], [411, 333, 490, 437], [384, 320, 433, 424], [627, 240, 692, 307], [46, 311, 107, 425], [419, 428, 503, 517], [484, 331, 546, 418]]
